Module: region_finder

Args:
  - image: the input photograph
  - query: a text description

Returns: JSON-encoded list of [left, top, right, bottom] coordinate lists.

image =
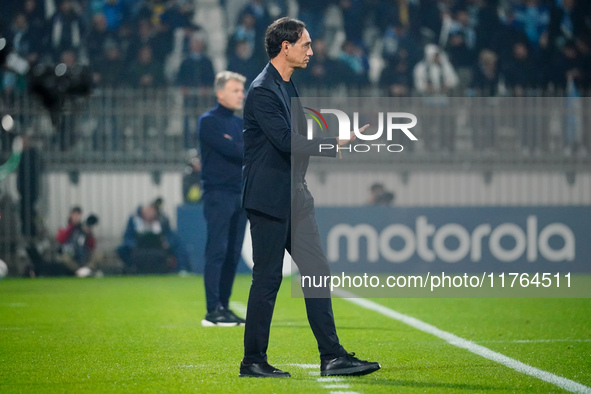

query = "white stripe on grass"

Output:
[[229, 301, 248, 317], [317, 377, 345, 382], [286, 363, 319, 369], [328, 391, 360, 394], [335, 290, 591, 394]]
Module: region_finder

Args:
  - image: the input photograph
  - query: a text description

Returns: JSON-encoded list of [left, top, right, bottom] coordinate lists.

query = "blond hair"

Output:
[[214, 71, 246, 91]]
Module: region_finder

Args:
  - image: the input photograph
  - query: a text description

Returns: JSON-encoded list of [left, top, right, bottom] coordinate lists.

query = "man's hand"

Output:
[[337, 124, 369, 147]]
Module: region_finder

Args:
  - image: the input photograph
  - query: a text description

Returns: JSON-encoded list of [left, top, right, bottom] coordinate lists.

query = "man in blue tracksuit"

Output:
[[198, 71, 248, 326]]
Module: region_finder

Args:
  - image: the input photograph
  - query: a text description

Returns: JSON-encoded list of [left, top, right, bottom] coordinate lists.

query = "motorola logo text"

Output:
[[327, 216, 575, 264]]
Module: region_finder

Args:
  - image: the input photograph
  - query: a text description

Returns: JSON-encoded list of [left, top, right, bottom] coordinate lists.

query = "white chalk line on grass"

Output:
[[229, 301, 248, 317], [484, 339, 591, 344], [285, 364, 358, 392], [335, 289, 591, 394]]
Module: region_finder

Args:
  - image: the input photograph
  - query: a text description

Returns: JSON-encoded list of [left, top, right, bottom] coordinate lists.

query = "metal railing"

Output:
[[1, 87, 589, 172], [1, 87, 590, 277]]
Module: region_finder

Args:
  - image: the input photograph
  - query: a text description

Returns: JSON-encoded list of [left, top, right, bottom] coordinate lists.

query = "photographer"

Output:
[[55, 206, 102, 277]]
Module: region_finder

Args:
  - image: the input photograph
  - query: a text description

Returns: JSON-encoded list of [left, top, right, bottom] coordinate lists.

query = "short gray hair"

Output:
[[214, 71, 246, 91]]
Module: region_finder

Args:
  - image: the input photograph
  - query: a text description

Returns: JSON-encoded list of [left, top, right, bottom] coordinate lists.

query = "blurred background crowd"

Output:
[[0, 0, 590, 278], [1, 0, 590, 97]]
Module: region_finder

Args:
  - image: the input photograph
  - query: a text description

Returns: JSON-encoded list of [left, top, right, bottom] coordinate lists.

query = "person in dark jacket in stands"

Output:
[[198, 71, 248, 327], [177, 32, 215, 148]]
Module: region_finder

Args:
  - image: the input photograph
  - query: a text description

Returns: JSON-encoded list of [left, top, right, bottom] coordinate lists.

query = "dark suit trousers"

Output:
[[243, 188, 346, 363], [203, 190, 247, 313]]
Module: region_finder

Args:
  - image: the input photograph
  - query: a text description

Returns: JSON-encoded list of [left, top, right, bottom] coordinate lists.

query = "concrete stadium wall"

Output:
[[37, 171, 591, 252]]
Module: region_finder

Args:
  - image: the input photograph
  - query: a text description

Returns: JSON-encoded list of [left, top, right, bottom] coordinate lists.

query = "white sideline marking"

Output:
[[329, 391, 359, 394], [323, 384, 351, 389], [229, 301, 248, 317], [317, 377, 344, 382], [335, 290, 591, 394], [286, 363, 319, 369], [486, 339, 591, 344]]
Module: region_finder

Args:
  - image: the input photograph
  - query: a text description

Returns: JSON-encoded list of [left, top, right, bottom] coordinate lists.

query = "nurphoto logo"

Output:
[[304, 107, 418, 153]]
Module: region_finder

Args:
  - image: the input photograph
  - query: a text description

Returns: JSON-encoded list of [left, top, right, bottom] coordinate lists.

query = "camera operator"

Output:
[[55, 206, 102, 277]]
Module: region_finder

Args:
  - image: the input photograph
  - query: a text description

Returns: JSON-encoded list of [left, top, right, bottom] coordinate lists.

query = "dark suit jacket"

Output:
[[242, 62, 338, 220]]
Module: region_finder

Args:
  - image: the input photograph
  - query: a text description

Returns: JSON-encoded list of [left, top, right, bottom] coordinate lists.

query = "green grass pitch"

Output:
[[1, 275, 590, 393]]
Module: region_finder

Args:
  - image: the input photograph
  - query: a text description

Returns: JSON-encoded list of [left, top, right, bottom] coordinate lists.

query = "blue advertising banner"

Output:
[[314, 206, 590, 274]]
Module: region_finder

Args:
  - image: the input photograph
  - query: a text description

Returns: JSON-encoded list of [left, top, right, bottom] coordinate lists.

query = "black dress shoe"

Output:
[[320, 352, 381, 376], [239, 361, 291, 378], [224, 308, 246, 326]]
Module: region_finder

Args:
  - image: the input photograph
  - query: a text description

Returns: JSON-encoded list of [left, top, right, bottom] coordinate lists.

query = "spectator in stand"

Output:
[[127, 45, 165, 88], [115, 20, 134, 62], [176, 33, 215, 148], [417, 0, 443, 44], [102, 0, 128, 32], [227, 12, 266, 67], [503, 41, 540, 96], [298, 0, 330, 40], [376, 0, 420, 39], [176, 32, 215, 90], [126, 18, 153, 64], [227, 40, 262, 88], [161, 0, 195, 32], [338, 41, 370, 88], [93, 39, 125, 87], [548, 0, 589, 53], [413, 44, 459, 96], [152, 10, 175, 63], [380, 49, 414, 97], [490, 10, 530, 67], [8, 13, 42, 64], [298, 38, 348, 89], [574, 36, 591, 90], [126, 18, 168, 68], [339, 0, 366, 46], [548, 40, 587, 90], [475, 0, 501, 52], [86, 13, 116, 65], [20, 0, 47, 41], [470, 50, 502, 151], [54, 49, 80, 151], [444, 7, 477, 90], [45, 0, 85, 61], [238, 0, 271, 36], [511, 0, 550, 49], [470, 49, 501, 97], [2, 13, 40, 94], [381, 22, 420, 66], [414, 44, 459, 151]]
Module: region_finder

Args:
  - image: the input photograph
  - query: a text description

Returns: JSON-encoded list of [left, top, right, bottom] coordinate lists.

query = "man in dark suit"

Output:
[[239, 17, 380, 378]]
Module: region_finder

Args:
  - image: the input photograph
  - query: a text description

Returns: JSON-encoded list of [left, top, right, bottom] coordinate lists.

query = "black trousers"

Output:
[[203, 190, 247, 313], [243, 188, 346, 363]]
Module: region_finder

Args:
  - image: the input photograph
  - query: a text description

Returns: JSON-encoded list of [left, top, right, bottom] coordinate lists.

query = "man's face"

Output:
[[217, 79, 245, 111], [286, 28, 313, 69], [142, 206, 157, 222]]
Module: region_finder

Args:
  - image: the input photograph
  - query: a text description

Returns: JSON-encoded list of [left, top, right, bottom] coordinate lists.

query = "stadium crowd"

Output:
[[0, 0, 590, 97]]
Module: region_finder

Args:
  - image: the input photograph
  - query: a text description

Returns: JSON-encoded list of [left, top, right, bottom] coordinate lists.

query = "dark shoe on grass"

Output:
[[201, 306, 240, 327], [239, 361, 291, 378], [320, 352, 380, 376], [224, 308, 246, 326]]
